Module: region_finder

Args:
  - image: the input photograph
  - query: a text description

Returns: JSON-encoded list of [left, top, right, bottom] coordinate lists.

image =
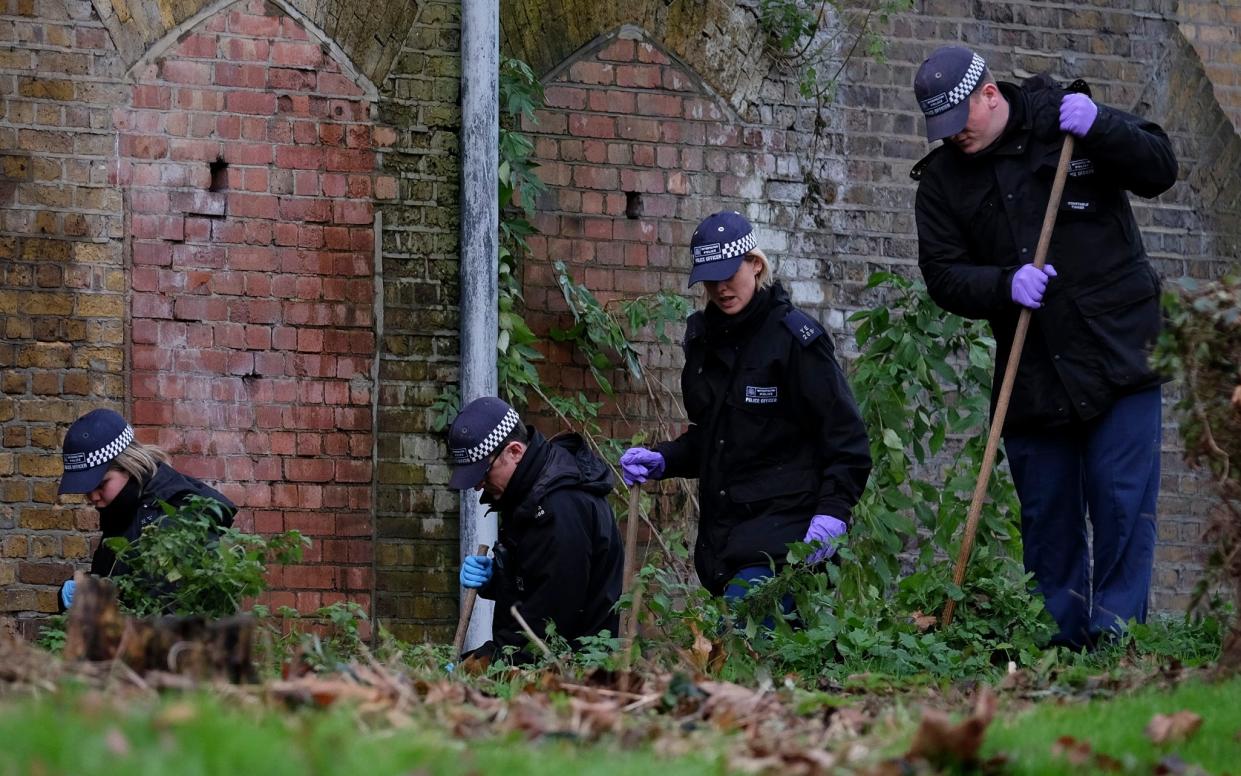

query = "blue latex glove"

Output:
[[60, 579, 76, 609], [459, 555, 492, 589], [619, 447, 665, 486], [803, 515, 847, 564], [1011, 263, 1058, 308], [1059, 93, 1098, 137]]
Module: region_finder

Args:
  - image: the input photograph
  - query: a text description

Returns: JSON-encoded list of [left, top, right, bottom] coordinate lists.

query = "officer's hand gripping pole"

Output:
[[453, 543, 490, 656], [940, 135, 1075, 628]]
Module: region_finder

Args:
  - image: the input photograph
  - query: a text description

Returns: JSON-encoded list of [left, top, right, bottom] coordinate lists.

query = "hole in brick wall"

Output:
[[625, 191, 642, 220], [209, 158, 228, 192]]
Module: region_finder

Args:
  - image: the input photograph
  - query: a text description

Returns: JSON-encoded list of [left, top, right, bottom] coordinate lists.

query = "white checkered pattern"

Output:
[[720, 231, 757, 259], [452, 408, 520, 464], [63, 425, 133, 471], [945, 53, 986, 109]]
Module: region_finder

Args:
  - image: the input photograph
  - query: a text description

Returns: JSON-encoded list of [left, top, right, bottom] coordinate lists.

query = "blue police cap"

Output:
[[447, 397, 522, 490], [913, 46, 987, 142], [59, 408, 134, 495], [688, 211, 758, 286]]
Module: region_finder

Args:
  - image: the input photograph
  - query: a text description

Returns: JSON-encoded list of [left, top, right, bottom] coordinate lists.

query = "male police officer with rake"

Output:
[[910, 46, 1178, 649], [448, 397, 624, 663]]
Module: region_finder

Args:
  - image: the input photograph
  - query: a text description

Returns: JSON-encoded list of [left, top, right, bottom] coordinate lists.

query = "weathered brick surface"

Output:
[[1178, 0, 1241, 135], [0, 0, 126, 622], [0, 0, 394, 630], [372, 0, 463, 643], [114, 0, 383, 618]]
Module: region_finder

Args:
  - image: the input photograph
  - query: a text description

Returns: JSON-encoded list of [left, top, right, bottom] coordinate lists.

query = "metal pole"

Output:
[[457, 0, 499, 650]]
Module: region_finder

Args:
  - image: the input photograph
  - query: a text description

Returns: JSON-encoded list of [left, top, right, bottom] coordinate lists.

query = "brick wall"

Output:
[[372, 0, 464, 643], [519, 27, 796, 440], [115, 0, 388, 615], [0, 0, 397, 630], [0, 0, 127, 627], [1179, 0, 1241, 136]]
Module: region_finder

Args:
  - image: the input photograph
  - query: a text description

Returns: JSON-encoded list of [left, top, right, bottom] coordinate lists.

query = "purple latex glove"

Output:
[[803, 515, 847, 564], [1011, 263, 1058, 309], [619, 447, 665, 486], [1059, 93, 1098, 138]]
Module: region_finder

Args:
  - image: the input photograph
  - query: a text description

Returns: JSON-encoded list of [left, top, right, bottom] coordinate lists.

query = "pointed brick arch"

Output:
[[501, 0, 771, 118], [90, 0, 416, 88], [519, 25, 788, 439], [114, 0, 401, 615]]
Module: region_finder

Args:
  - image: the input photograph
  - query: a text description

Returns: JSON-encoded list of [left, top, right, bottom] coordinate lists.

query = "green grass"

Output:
[[984, 674, 1241, 774], [0, 690, 729, 776]]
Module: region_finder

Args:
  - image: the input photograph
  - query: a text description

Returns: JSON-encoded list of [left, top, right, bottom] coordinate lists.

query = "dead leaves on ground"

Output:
[[903, 688, 997, 769], [1146, 710, 1204, 745]]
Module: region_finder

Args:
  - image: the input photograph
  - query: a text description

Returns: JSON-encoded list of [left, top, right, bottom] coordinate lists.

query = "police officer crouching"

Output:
[[619, 211, 872, 601], [448, 397, 624, 663]]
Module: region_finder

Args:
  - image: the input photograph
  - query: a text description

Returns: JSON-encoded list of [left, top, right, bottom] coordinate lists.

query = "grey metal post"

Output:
[[457, 0, 499, 651]]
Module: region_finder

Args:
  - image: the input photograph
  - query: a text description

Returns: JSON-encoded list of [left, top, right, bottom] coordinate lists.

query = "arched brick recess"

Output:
[[89, 0, 419, 87], [501, 0, 770, 119], [115, 0, 396, 613], [519, 26, 789, 442]]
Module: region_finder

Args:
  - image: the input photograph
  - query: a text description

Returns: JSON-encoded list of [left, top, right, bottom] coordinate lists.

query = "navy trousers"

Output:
[[724, 565, 795, 627], [1004, 387, 1161, 649]]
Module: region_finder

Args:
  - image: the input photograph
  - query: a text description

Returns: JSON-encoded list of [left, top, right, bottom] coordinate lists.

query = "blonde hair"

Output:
[[748, 248, 775, 289], [109, 440, 169, 485]]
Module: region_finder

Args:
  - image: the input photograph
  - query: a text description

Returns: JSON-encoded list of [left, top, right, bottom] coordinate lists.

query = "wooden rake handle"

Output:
[[453, 543, 490, 656], [621, 483, 642, 642], [940, 135, 1076, 628]]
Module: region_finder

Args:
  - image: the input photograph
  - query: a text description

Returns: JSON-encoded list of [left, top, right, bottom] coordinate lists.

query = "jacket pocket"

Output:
[[728, 467, 816, 504], [1074, 266, 1161, 387]]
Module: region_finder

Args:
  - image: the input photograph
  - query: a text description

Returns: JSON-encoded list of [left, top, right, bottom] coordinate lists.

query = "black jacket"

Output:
[[89, 462, 236, 580], [471, 430, 623, 662], [59, 463, 235, 613], [913, 76, 1178, 433], [656, 283, 872, 594]]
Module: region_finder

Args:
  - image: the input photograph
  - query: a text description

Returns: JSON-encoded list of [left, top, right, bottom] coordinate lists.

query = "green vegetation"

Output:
[[983, 675, 1241, 774], [0, 692, 726, 776], [105, 496, 307, 618]]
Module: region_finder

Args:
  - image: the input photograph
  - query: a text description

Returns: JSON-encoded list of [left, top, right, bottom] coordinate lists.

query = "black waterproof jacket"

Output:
[[913, 76, 1178, 433], [471, 430, 624, 662], [656, 283, 872, 594], [60, 463, 236, 612]]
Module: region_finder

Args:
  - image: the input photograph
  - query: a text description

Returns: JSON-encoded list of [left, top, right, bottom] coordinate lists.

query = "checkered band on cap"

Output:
[[921, 52, 985, 116], [450, 408, 520, 466], [693, 230, 757, 265], [62, 424, 133, 472]]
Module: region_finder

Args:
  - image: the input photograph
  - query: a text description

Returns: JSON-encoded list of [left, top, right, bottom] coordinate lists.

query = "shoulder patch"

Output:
[[910, 145, 946, 181], [782, 309, 824, 347]]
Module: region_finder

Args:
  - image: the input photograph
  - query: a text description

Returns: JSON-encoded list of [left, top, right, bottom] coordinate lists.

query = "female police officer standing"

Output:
[[619, 211, 872, 599]]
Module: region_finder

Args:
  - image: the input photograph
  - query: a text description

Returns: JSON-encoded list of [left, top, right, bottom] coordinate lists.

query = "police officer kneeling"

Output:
[[448, 397, 624, 663]]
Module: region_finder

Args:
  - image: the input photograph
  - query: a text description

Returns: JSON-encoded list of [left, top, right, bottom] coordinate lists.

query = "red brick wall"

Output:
[[112, 0, 392, 614], [521, 30, 788, 440]]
